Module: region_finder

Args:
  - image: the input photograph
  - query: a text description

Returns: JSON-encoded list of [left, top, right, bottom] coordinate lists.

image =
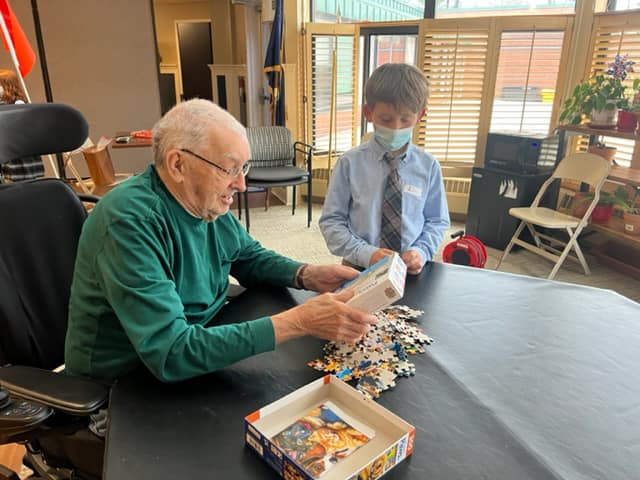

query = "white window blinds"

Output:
[[418, 25, 489, 164], [490, 30, 564, 134]]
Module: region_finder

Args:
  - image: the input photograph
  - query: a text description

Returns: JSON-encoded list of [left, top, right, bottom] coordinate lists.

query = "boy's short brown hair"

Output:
[[365, 63, 429, 113]]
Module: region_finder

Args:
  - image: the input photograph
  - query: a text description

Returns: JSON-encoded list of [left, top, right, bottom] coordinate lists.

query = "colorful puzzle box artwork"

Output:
[[271, 401, 375, 478], [245, 376, 415, 480]]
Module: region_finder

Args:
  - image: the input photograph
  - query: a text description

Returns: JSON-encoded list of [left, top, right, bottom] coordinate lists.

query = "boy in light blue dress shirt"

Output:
[[319, 63, 450, 275]]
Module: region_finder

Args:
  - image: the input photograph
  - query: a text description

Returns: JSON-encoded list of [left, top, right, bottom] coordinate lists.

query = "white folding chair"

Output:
[[496, 152, 611, 280]]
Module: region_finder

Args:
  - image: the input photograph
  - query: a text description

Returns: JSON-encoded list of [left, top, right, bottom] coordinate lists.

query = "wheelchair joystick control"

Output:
[[0, 387, 9, 410], [0, 389, 53, 430]]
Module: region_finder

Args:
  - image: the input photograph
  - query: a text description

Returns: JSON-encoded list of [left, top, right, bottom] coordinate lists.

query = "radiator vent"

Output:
[[443, 176, 471, 215]]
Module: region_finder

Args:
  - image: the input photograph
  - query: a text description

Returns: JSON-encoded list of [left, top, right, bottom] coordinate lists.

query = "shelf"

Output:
[[608, 165, 640, 187], [593, 241, 640, 280], [557, 123, 640, 169], [589, 216, 640, 247], [557, 124, 640, 141], [556, 125, 640, 253]]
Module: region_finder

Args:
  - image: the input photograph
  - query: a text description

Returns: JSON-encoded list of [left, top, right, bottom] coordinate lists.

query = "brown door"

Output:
[[177, 21, 213, 101]]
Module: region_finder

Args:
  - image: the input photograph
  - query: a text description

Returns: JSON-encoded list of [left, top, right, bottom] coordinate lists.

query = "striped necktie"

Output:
[[380, 152, 402, 252]]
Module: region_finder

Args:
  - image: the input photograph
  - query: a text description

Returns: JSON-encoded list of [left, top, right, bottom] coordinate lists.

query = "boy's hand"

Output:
[[369, 248, 395, 266], [402, 249, 424, 275]]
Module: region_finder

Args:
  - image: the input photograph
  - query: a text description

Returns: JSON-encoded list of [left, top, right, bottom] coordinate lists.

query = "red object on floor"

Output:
[[442, 231, 487, 268]]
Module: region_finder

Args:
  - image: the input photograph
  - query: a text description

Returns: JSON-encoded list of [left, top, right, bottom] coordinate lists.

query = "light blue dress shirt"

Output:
[[319, 139, 450, 268]]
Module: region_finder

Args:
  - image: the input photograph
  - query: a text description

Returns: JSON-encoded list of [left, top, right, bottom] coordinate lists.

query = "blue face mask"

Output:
[[373, 124, 413, 151]]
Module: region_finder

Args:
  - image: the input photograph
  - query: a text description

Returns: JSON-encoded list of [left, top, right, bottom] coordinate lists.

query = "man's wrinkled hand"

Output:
[[272, 289, 378, 344], [301, 264, 360, 293]]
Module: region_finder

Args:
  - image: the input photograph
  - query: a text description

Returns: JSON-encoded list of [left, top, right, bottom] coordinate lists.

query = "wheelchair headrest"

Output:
[[0, 103, 89, 165]]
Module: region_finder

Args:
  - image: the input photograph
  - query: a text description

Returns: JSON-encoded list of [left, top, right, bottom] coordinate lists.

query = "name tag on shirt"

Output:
[[404, 184, 422, 197]]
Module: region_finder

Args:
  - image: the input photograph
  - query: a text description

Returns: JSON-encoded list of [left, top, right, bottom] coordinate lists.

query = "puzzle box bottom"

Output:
[[245, 375, 415, 480]]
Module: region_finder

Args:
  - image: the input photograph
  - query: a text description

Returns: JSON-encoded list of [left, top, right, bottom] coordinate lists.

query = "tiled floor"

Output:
[[239, 202, 640, 303]]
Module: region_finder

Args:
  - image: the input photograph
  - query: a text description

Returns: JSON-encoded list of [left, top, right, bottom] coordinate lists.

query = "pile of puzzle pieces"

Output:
[[307, 305, 433, 399]]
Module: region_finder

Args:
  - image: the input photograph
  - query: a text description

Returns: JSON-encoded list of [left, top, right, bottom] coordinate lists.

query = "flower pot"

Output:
[[587, 145, 617, 163], [623, 211, 640, 236], [571, 191, 590, 218], [589, 101, 618, 128], [617, 110, 638, 131], [591, 204, 614, 224]]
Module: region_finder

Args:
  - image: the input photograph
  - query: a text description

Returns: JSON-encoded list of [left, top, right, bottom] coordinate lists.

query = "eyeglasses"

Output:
[[179, 148, 250, 178]]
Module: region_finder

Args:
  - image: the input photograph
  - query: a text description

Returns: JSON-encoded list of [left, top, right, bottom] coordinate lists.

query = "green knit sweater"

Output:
[[64, 165, 301, 383]]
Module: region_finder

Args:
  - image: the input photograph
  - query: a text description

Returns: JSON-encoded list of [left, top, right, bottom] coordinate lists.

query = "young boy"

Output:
[[319, 63, 450, 275]]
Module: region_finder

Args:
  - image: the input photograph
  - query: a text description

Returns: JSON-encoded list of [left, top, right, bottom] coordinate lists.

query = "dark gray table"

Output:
[[104, 262, 640, 479]]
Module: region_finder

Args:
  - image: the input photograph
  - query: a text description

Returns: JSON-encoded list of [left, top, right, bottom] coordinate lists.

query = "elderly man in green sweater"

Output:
[[64, 99, 376, 384]]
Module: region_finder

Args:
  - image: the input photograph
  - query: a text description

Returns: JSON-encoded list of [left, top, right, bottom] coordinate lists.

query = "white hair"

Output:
[[151, 99, 246, 166]]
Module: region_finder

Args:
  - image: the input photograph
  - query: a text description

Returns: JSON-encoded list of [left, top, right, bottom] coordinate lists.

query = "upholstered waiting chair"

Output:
[[496, 152, 610, 280], [241, 126, 313, 232]]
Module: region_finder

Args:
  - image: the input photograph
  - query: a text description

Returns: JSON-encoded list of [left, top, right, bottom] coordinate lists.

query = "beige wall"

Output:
[[154, 0, 212, 66], [231, 4, 248, 65], [0, 0, 161, 176]]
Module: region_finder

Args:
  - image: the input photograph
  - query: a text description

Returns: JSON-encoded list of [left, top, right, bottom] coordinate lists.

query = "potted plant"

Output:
[[616, 102, 640, 131], [616, 79, 640, 131], [573, 186, 631, 224], [559, 55, 635, 127], [623, 186, 640, 236]]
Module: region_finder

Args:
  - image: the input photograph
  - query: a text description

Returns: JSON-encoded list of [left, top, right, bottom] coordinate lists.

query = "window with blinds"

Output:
[[490, 30, 564, 134], [587, 17, 640, 168], [609, 0, 640, 10], [418, 27, 489, 164], [310, 34, 357, 160], [313, 0, 425, 23], [435, 0, 575, 17]]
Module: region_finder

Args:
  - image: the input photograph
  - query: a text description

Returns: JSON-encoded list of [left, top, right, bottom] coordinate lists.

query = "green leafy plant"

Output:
[[559, 75, 627, 124], [625, 186, 640, 215], [560, 54, 635, 124], [617, 79, 640, 112], [575, 186, 632, 209]]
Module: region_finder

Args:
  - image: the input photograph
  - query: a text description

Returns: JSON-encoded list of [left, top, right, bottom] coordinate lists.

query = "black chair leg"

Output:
[[292, 186, 297, 216], [244, 190, 250, 232], [307, 179, 312, 228]]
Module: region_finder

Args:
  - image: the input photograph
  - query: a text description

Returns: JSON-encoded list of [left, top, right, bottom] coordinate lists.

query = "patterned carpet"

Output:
[[236, 202, 640, 303]]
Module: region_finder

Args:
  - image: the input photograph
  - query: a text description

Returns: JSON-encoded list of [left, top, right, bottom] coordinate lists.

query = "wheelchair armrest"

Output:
[[0, 365, 108, 416]]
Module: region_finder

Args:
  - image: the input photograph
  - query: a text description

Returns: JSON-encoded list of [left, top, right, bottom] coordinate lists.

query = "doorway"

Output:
[[176, 20, 213, 101]]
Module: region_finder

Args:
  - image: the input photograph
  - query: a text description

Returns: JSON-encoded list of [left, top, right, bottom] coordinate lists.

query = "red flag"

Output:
[[0, 0, 35, 77]]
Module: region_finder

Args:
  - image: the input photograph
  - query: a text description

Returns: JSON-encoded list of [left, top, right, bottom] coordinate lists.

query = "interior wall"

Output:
[[154, 0, 212, 66], [0, 0, 161, 176], [210, 0, 233, 64], [231, 4, 248, 65]]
